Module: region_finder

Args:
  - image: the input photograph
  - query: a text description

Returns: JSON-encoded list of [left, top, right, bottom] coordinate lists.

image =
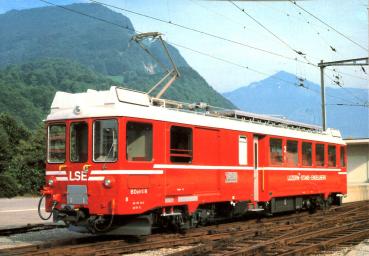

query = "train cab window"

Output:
[[70, 122, 88, 162], [340, 146, 346, 167], [170, 126, 192, 163], [286, 140, 298, 166], [48, 124, 66, 163], [269, 138, 283, 165], [328, 145, 337, 167], [302, 142, 312, 166], [93, 120, 118, 162], [315, 144, 325, 167], [126, 122, 152, 161]]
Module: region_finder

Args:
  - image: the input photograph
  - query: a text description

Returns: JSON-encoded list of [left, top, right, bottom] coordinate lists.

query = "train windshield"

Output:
[[48, 124, 66, 163], [93, 119, 118, 162]]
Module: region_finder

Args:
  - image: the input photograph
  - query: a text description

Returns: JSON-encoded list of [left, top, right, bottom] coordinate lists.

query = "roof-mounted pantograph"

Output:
[[131, 32, 180, 99]]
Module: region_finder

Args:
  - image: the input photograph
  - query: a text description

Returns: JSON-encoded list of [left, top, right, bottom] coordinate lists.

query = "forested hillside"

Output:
[[0, 59, 114, 128], [0, 113, 45, 197]]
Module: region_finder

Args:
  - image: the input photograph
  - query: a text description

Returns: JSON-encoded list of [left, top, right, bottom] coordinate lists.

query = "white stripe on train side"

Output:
[[88, 176, 105, 181], [46, 171, 67, 176], [261, 167, 341, 172], [91, 170, 164, 175], [153, 164, 254, 170], [154, 164, 342, 172], [50, 167, 344, 182], [55, 177, 68, 181]]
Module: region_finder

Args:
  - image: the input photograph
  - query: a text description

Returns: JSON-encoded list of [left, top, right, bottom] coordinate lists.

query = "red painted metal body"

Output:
[[45, 116, 347, 216]]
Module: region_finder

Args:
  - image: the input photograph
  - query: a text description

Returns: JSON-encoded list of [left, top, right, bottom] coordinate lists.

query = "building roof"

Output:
[[344, 138, 369, 145]]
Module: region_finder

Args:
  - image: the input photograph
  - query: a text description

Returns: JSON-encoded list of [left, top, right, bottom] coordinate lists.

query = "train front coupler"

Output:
[[38, 186, 58, 220]]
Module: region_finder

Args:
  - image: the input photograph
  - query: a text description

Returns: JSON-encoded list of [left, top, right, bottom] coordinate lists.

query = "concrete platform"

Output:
[[343, 183, 369, 203], [0, 197, 51, 228]]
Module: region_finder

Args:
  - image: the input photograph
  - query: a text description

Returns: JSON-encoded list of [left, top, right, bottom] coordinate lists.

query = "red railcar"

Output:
[[41, 87, 347, 234]]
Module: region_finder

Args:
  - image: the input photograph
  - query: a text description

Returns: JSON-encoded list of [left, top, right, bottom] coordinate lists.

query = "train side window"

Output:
[[239, 136, 248, 165], [269, 138, 283, 165], [286, 140, 298, 166], [315, 144, 325, 167], [70, 122, 88, 163], [93, 119, 118, 162], [170, 126, 192, 163], [340, 146, 346, 167], [328, 145, 337, 167], [126, 122, 152, 161], [48, 124, 66, 163], [302, 142, 312, 166]]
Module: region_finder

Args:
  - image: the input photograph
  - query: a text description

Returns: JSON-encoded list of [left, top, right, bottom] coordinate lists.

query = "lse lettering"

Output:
[[69, 171, 87, 181]]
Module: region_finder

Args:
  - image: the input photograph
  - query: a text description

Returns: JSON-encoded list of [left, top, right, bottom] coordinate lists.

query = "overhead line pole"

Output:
[[318, 57, 368, 131], [319, 60, 326, 131]]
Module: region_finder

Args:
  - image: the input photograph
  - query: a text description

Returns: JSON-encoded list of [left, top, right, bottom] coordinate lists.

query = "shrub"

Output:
[[0, 174, 19, 198]]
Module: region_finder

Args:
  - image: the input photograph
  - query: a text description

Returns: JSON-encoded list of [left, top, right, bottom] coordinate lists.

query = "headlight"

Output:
[[48, 179, 54, 187], [103, 178, 111, 187]]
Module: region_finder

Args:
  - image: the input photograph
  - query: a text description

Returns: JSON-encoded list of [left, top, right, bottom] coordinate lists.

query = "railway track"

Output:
[[1, 201, 368, 256], [0, 223, 63, 236]]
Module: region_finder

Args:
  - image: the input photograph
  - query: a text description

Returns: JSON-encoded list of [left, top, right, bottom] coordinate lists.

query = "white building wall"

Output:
[[347, 144, 369, 183], [344, 141, 369, 203]]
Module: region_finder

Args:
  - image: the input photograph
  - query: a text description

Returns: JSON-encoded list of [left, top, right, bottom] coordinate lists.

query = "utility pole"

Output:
[[319, 60, 326, 131], [318, 57, 368, 131]]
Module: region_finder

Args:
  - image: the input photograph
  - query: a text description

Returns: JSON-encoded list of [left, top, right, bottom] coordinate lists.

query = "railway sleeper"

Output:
[[278, 229, 369, 256]]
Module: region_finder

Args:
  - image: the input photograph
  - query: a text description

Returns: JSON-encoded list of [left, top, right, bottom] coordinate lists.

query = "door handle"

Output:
[[59, 164, 67, 171], [83, 164, 91, 173]]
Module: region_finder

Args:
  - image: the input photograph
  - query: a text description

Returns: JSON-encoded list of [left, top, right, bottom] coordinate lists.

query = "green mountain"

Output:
[[0, 3, 234, 125]]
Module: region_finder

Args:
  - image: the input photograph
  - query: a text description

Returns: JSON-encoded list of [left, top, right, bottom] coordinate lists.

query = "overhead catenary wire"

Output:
[[38, 0, 366, 108], [178, 39, 364, 105], [37, 0, 293, 86], [228, 0, 334, 73], [88, 0, 316, 67], [233, 0, 367, 81], [324, 73, 369, 105], [89, 0, 368, 82], [217, 1, 368, 88], [197, 0, 368, 82], [289, 0, 368, 51], [247, 1, 367, 81], [326, 103, 369, 108], [228, 0, 305, 56]]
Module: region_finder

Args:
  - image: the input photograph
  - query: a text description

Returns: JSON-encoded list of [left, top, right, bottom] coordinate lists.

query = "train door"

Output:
[[68, 121, 90, 205], [253, 136, 259, 202]]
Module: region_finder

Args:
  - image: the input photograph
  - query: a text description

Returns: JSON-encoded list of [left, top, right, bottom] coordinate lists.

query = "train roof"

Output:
[[47, 86, 344, 144]]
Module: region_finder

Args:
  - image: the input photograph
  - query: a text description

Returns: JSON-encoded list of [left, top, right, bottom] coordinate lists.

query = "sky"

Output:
[[0, 0, 368, 93]]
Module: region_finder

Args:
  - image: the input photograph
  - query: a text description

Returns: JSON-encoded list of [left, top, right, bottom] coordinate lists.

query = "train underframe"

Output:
[[52, 193, 343, 235]]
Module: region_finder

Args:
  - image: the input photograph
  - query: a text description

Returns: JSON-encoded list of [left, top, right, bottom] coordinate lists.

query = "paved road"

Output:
[[0, 197, 51, 228]]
